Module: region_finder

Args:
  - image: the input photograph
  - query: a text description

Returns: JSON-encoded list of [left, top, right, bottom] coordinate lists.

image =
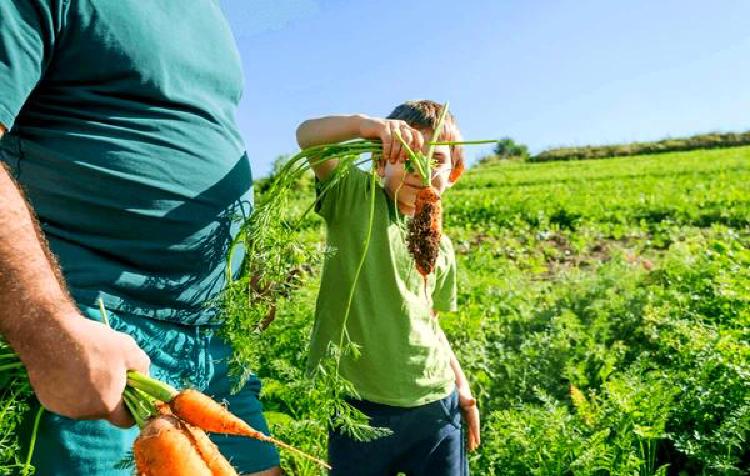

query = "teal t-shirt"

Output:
[[0, 0, 251, 323], [309, 166, 458, 407]]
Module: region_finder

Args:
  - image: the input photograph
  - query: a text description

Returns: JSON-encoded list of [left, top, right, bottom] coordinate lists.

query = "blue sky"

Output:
[[219, 0, 750, 177]]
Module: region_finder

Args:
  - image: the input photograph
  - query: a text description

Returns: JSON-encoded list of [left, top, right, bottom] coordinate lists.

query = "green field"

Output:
[[256, 146, 750, 475]]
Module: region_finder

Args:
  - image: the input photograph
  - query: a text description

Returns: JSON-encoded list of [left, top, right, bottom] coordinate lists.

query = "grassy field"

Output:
[[255, 146, 750, 475]]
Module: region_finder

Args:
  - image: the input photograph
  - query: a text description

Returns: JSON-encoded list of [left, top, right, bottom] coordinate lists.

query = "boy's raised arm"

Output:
[[295, 114, 424, 181], [296, 115, 366, 180]]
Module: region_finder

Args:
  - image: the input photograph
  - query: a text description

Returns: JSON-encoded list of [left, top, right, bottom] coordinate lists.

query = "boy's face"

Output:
[[379, 131, 453, 216]]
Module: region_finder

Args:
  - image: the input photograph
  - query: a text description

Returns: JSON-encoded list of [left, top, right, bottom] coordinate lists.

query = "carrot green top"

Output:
[[309, 165, 457, 407]]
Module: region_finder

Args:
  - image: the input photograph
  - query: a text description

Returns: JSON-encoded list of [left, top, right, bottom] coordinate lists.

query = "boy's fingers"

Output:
[[413, 129, 425, 153], [400, 126, 414, 163], [384, 122, 397, 163], [388, 122, 401, 164], [460, 402, 480, 452], [470, 409, 481, 450], [381, 135, 393, 165], [393, 141, 403, 165]]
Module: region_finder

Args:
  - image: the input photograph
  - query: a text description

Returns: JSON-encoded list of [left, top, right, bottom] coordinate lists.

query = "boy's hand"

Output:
[[458, 383, 481, 452], [358, 117, 424, 166]]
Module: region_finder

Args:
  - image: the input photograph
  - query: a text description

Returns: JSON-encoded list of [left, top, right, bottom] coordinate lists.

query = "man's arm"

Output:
[[295, 115, 424, 181], [0, 123, 149, 427], [434, 311, 481, 452]]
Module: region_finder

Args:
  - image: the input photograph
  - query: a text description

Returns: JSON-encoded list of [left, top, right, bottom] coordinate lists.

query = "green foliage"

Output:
[[492, 137, 529, 161], [0, 341, 33, 475], [533, 130, 750, 162]]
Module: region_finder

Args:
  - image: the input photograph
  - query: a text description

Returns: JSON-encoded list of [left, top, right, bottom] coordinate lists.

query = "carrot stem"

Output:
[[123, 387, 152, 428], [21, 406, 43, 476], [257, 434, 331, 470], [126, 371, 178, 403], [97, 297, 110, 327], [335, 166, 377, 377], [0, 363, 23, 372]]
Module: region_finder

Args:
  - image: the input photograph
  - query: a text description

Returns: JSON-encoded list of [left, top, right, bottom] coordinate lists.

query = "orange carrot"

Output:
[[408, 187, 442, 276], [170, 389, 331, 470], [183, 423, 239, 476], [134, 415, 212, 476], [170, 389, 265, 439], [126, 374, 331, 471]]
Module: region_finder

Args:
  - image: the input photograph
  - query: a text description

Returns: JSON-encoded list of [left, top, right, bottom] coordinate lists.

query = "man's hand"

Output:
[[457, 383, 481, 452], [358, 117, 424, 166], [18, 310, 150, 428], [0, 133, 149, 427]]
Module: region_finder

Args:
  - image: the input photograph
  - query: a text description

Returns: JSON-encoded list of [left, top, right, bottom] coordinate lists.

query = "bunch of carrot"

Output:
[[125, 371, 330, 475], [0, 349, 329, 476]]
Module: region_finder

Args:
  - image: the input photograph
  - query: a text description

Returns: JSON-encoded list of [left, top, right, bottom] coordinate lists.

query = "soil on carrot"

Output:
[[408, 187, 442, 276]]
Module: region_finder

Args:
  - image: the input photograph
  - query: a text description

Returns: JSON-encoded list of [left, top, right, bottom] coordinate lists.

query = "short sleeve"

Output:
[[314, 164, 372, 225], [432, 239, 458, 312], [0, 0, 66, 129]]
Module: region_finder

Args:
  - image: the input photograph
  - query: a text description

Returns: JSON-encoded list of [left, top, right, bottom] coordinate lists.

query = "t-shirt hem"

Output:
[[0, 103, 16, 130], [354, 382, 455, 408], [72, 289, 222, 326]]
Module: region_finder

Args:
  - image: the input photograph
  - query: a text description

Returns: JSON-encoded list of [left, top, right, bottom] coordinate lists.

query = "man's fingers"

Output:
[[123, 336, 151, 376], [108, 400, 136, 428]]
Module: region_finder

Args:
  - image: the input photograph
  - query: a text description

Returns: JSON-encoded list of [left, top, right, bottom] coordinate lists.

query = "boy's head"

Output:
[[380, 100, 465, 214]]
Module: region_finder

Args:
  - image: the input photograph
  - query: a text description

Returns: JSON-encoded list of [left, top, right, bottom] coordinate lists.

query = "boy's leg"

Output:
[[396, 389, 468, 476], [203, 332, 280, 474], [328, 399, 407, 476], [417, 424, 467, 476]]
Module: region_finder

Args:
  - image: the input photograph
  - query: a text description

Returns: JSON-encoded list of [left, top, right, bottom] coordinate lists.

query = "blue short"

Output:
[[21, 305, 280, 475], [329, 389, 469, 476]]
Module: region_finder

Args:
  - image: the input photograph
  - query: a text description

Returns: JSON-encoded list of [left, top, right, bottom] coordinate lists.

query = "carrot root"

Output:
[[183, 423, 239, 476], [408, 187, 442, 276], [169, 389, 331, 470], [170, 389, 265, 439], [134, 415, 213, 476]]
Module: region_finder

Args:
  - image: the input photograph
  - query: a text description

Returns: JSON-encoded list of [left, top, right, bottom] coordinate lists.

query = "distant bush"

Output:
[[493, 138, 529, 160], [532, 131, 750, 162]]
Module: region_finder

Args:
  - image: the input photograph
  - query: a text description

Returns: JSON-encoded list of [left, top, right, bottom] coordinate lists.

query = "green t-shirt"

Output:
[[0, 1, 251, 323], [309, 165, 458, 407]]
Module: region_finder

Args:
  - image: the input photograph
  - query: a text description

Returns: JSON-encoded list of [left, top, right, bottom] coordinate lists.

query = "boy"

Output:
[[296, 100, 480, 475]]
